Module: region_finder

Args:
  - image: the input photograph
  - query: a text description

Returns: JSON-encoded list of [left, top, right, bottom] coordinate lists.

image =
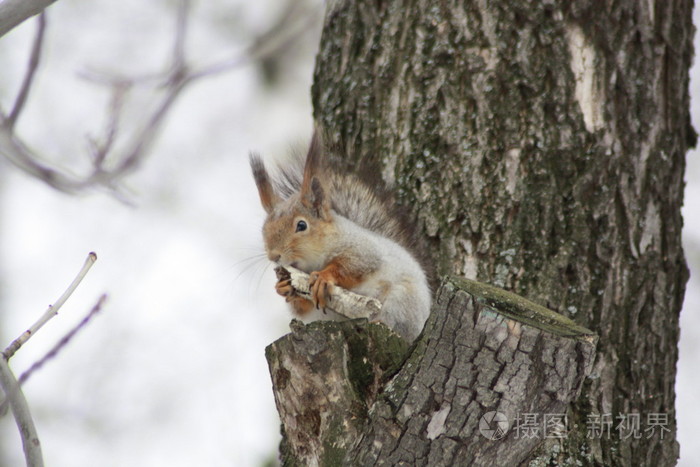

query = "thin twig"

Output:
[[88, 81, 129, 168], [0, 358, 43, 467], [19, 294, 108, 386], [0, 126, 80, 192], [3, 252, 98, 360], [0, 294, 108, 416], [7, 12, 46, 129], [0, 0, 319, 195], [102, 0, 191, 178], [171, 0, 190, 77], [190, 2, 319, 80], [82, 78, 190, 188], [79, 0, 193, 184]]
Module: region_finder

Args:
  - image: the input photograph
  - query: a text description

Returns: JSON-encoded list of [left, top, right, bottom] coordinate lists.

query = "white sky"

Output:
[[0, 1, 698, 466]]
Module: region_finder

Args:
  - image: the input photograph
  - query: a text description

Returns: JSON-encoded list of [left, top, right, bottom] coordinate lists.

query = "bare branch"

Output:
[[190, 2, 320, 79], [0, 358, 43, 467], [18, 294, 107, 386], [108, 77, 190, 178], [0, 0, 56, 38], [6, 12, 46, 129], [3, 252, 98, 360], [87, 82, 129, 168], [0, 0, 319, 195], [0, 293, 106, 465], [0, 294, 107, 416]]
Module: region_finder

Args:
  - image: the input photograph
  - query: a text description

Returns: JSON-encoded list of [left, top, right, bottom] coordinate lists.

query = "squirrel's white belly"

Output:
[[351, 238, 431, 341]]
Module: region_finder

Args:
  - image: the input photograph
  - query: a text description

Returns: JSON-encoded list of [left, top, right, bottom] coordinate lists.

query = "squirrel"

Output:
[[249, 133, 432, 342]]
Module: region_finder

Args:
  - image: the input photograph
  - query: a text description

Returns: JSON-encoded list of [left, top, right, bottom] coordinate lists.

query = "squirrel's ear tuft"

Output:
[[300, 133, 329, 217], [250, 152, 279, 213], [301, 132, 324, 193], [304, 176, 328, 218]]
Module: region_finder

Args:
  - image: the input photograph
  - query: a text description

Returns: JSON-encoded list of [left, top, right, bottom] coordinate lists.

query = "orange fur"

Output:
[[264, 207, 336, 268], [274, 276, 315, 316], [310, 256, 366, 309], [288, 296, 314, 316]]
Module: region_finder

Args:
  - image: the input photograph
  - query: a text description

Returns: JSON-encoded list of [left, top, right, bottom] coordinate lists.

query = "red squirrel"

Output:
[[250, 134, 431, 341]]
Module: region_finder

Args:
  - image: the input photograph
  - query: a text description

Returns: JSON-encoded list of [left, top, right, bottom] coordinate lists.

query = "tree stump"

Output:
[[266, 277, 597, 466]]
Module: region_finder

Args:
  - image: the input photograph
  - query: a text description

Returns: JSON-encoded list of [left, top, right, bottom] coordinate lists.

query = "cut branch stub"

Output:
[[265, 319, 409, 467], [266, 276, 598, 466]]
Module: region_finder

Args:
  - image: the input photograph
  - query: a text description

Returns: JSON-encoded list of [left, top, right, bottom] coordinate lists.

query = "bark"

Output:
[[269, 0, 694, 465], [267, 278, 597, 466]]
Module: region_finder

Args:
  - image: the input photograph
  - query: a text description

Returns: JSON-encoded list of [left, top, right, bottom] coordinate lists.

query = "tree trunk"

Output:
[[268, 1, 694, 465]]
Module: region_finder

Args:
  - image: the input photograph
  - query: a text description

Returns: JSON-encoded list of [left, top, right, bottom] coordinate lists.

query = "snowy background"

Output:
[[0, 1, 698, 466]]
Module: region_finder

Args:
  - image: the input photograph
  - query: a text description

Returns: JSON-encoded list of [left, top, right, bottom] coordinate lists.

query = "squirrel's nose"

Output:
[[269, 252, 281, 263]]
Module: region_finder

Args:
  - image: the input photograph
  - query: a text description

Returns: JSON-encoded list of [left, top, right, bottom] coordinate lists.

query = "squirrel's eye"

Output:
[[295, 220, 307, 232]]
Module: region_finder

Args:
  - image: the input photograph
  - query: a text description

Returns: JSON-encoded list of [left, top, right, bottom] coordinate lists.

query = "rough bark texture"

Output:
[[266, 319, 409, 466], [267, 278, 596, 466], [268, 0, 693, 465]]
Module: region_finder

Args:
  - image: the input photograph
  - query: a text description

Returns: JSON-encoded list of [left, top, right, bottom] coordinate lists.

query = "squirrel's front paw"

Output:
[[275, 278, 297, 302], [309, 270, 335, 309]]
